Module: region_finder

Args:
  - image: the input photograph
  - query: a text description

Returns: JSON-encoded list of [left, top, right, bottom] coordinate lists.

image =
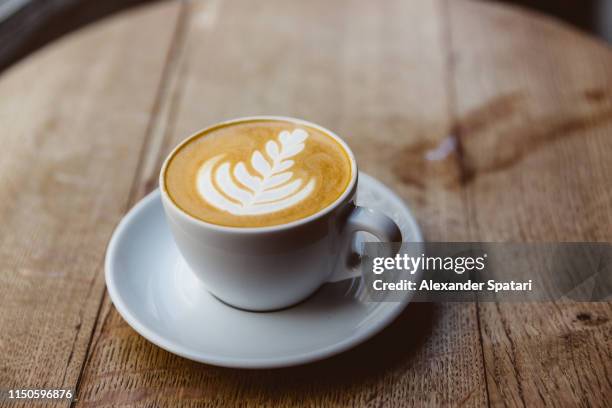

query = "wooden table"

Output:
[[1, 0, 610, 406]]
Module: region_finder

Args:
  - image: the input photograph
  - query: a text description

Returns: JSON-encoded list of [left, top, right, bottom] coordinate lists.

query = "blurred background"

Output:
[[1, 0, 611, 73]]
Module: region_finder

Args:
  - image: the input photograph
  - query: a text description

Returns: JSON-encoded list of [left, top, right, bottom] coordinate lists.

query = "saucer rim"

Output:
[[105, 173, 423, 369]]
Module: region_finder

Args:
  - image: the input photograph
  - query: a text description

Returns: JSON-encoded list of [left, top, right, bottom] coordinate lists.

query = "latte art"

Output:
[[163, 119, 352, 227], [197, 129, 316, 215]]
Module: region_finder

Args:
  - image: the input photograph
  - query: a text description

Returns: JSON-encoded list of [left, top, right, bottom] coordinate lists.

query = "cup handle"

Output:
[[330, 205, 402, 281]]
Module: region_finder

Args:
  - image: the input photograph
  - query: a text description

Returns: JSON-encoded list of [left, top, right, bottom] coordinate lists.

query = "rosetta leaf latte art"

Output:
[[196, 129, 316, 216]]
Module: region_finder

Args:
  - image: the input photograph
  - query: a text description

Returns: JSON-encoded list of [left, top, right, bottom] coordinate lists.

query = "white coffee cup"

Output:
[[159, 116, 401, 311]]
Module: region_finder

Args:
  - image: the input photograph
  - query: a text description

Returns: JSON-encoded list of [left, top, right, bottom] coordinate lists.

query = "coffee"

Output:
[[163, 119, 352, 227]]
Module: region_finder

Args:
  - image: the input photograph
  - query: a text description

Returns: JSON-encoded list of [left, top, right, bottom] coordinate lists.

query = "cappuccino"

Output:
[[163, 119, 352, 227]]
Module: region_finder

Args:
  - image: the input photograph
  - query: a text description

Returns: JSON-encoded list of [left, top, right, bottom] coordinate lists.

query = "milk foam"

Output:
[[196, 129, 316, 216]]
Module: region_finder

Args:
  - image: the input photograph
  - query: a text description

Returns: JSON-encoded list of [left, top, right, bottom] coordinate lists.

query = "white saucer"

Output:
[[105, 172, 423, 369]]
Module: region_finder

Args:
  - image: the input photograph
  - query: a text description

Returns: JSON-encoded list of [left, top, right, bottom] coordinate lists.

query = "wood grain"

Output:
[[447, 1, 612, 406], [0, 0, 610, 407], [75, 0, 486, 406], [0, 0, 181, 404]]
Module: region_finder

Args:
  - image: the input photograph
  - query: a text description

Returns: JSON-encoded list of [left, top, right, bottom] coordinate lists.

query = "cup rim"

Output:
[[159, 115, 358, 234]]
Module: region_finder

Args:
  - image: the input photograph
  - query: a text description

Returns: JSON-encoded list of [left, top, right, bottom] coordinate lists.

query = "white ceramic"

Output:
[[105, 173, 423, 368], [160, 116, 403, 311]]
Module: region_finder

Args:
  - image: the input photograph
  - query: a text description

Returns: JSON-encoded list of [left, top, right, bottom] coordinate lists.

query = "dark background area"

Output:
[[493, 0, 612, 42], [0, 0, 610, 73]]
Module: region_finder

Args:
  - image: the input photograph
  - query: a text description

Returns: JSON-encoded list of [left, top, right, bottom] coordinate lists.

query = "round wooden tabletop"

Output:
[[0, 0, 610, 406]]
